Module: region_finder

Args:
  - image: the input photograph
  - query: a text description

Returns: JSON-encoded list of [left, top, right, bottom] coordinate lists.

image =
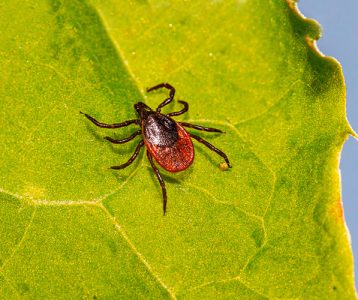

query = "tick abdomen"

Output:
[[144, 114, 178, 147], [144, 123, 195, 173]]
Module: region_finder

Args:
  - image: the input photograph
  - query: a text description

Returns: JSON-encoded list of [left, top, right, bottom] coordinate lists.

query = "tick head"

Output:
[[134, 102, 153, 120]]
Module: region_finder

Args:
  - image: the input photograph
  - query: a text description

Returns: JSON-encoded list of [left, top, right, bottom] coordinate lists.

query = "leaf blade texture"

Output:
[[0, 0, 355, 298]]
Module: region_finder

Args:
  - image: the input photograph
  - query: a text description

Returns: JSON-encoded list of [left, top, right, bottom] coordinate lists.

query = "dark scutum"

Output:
[[144, 113, 178, 147]]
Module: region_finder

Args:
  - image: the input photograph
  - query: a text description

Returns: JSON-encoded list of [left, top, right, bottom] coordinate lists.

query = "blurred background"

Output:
[[299, 0, 358, 290]]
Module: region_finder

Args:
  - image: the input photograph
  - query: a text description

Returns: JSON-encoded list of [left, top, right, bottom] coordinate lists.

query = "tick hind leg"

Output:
[[146, 83, 175, 113], [190, 133, 231, 168], [179, 122, 223, 133], [147, 151, 168, 215], [111, 140, 144, 170], [80, 112, 139, 129]]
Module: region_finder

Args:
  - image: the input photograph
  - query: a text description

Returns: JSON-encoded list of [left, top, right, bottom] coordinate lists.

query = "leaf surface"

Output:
[[0, 0, 355, 298]]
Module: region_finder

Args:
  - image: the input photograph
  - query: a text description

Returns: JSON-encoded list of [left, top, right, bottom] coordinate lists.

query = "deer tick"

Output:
[[81, 83, 231, 215]]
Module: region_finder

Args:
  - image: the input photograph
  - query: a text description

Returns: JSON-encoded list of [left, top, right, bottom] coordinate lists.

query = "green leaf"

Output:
[[0, 0, 355, 298]]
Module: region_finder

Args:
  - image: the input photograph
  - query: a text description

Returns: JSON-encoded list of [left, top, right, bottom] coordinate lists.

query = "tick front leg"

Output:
[[146, 83, 176, 113], [190, 133, 231, 168], [111, 140, 144, 169], [167, 100, 189, 117], [179, 122, 223, 133], [147, 151, 168, 215], [104, 130, 142, 144], [80, 112, 139, 128]]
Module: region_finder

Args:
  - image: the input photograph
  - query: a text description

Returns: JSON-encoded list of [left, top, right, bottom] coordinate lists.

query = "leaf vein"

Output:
[[186, 183, 264, 223], [0, 207, 37, 272], [234, 79, 302, 126], [94, 5, 147, 100], [165, 2, 235, 77], [98, 203, 176, 299]]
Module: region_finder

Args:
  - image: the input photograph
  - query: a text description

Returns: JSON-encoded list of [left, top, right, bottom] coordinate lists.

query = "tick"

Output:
[[81, 83, 231, 215]]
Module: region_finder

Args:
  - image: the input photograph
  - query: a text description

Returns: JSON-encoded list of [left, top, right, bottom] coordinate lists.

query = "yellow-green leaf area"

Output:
[[0, 0, 355, 299]]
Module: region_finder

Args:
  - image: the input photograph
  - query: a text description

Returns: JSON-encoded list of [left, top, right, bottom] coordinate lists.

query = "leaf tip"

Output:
[[349, 127, 358, 140]]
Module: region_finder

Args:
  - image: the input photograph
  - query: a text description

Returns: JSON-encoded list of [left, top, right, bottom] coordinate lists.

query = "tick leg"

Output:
[[190, 133, 231, 168], [167, 100, 189, 117], [80, 112, 139, 128], [111, 140, 144, 170], [146, 83, 175, 113], [179, 122, 223, 133], [147, 151, 168, 215], [104, 130, 142, 144]]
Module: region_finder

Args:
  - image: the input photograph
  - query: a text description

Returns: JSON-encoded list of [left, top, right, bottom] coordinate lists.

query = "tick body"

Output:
[[81, 83, 231, 215], [138, 104, 194, 172]]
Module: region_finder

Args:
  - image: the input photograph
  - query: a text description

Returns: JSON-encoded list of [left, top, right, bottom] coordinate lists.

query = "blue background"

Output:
[[299, 0, 358, 290]]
